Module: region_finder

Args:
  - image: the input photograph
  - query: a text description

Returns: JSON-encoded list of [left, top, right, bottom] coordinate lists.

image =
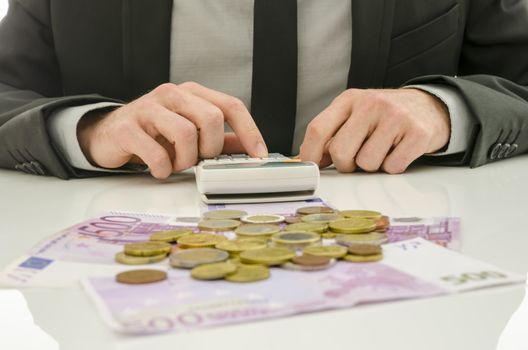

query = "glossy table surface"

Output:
[[1, 156, 527, 350]]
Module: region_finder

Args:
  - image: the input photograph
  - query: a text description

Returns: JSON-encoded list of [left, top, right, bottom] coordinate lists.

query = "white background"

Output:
[[0, 2, 7, 20]]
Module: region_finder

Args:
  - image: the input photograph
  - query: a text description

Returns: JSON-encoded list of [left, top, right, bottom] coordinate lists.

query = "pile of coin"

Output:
[[115, 207, 390, 284]]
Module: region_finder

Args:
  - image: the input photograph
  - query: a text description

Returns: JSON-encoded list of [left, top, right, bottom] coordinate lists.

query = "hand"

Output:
[[78, 82, 268, 179], [299, 88, 450, 174]]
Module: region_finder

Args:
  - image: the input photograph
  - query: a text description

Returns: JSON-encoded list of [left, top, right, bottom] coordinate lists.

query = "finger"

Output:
[[355, 120, 401, 172], [382, 131, 428, 174], [146, 105, 199, 172], [327, 111, 372, 173], [150, 84, 224, 158], [299, 91, 357, 165], [119, 126, 173, 179], [222, 133, 246, 155], [179, 82, 268, 158]]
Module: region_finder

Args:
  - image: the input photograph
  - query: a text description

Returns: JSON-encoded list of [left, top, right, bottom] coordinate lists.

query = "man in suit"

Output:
[[0, 0, 527, 179]]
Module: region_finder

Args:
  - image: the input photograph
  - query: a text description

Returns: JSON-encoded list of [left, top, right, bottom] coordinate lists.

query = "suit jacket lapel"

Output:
[[122, 0, 173, 99], [348, 0, 395, 89]]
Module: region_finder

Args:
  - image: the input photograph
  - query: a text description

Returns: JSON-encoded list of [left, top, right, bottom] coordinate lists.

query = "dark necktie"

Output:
[[251, 0, 298, 155]]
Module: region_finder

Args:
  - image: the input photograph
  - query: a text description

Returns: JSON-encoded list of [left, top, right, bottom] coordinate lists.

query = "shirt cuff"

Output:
[[46, 102, 127, 172], [405, 84, 473, 156]]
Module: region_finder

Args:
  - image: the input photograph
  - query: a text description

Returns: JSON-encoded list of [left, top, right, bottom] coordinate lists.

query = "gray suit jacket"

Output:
[[0, 0, 527, 178]]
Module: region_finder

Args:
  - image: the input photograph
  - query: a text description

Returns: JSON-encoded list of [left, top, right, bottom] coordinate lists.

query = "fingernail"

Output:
[[255, 142, 268, 158]]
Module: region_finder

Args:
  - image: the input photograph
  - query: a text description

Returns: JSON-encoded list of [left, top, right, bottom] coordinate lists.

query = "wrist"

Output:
[[77, 109, 112, 166]]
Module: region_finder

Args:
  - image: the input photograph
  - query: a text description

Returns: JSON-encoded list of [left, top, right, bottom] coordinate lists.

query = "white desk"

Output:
[[1, 157, 527, 350]]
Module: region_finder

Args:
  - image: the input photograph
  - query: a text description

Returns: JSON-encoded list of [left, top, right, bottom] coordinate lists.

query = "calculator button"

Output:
[[231, 154, 249, 159], [215, 155, 231, 160]]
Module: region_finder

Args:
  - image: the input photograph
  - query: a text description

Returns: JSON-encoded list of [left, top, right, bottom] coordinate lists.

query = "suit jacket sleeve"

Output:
[[0, 0, 123, 179], [407, 0, 528, 168]]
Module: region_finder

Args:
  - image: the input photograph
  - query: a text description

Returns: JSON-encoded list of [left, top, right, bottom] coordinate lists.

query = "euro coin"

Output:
[[343, 254, 383, 263], [215, 239, 268, 254], [291, 254, 331, 266], [115, 252, 167, 265], [116, 269, 167, 284], [376, 215, 390, 231], [296, 206, 336, 215], [282, 259, 336, 272], [235, 224, 281, 237], [285, 222, 328, 234], [285, 215, 302, 224], [170, 248, 229, 268], [225, 264, 270, 283], [149, 228, 193, 243], [240, 247, 295, 266], [203, 209, 248, 220], [301, 213, 341, 224], [271, 231, 321, 249], [191, 262, 237, 280], [177, 233, 227, 249], [124, 242, 172, 257], [198, 219, 241, 232], [347, 244, 382, 256], [335, 233, 388, 246], [303, 245, 348, 259], [339, 210, 382, 220], [241, 214, 285, 224], [329, 218, 377, 234]]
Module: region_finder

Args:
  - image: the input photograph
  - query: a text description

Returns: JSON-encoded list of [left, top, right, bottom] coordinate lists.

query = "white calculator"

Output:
[[195, 153, 320, 204]]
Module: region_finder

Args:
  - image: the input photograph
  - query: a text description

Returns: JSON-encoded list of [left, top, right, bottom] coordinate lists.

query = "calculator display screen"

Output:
[[203, 162, 312, 170]]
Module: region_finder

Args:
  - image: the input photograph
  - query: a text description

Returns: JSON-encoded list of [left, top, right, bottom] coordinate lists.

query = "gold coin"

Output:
[[241, 214, 285, 224], [235, 224, 281, 237], [335, 233, 388, 246], [177, 233, 228, 248], [301, 213, 341, 224], [115, 252, 167, 265], [124, 242, 172, 257], [376, 216, 390, 231], [343, 254, 383, 263], [203, 209, 248, 220], [347, 244, 382, 256], [115, 269, 167, 284], [321, 233, 337, 239], [170, 248, 229, 268], [285, 222, 328, 234], [198, 219, 241, 232], [339, 210, 382, 220], [303, 245, 348, 259], [191, 262, 237, 280], [285, 215, 302, 224], [282, 259, 337, 272], [215, 239, 268, 254], [149, 228, 193, 243], [240, 247, 295, 266], [329, 218, 377, 234], [296, 206, 336, 215], [225, 264, 270, 283], [271, 231, 321, 248]]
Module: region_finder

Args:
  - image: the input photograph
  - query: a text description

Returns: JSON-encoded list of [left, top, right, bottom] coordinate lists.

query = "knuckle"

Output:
[[411, 124, 431, 141], [207, 106, 225, 127], [179, 122, 198, 143], [306, 122, 324, 140], [224, 97, 247, 113], [179, 81, 201, 91], [336, 89, 359, 102], [154, 83, 177, 96]]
